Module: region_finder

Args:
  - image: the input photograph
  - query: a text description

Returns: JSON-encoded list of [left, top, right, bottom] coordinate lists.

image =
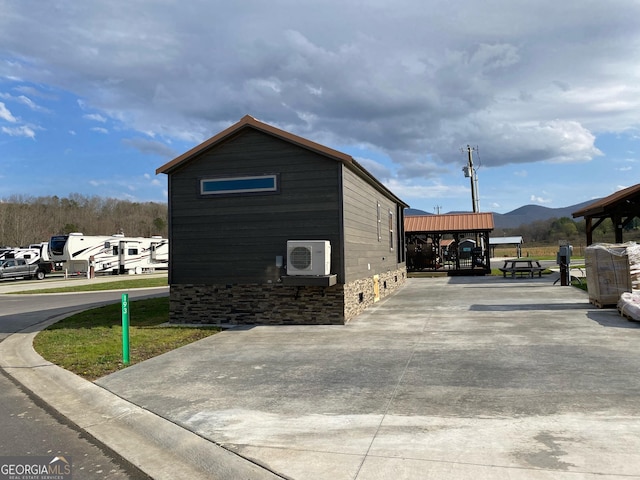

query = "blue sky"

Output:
[[1, 0, 639, 214]]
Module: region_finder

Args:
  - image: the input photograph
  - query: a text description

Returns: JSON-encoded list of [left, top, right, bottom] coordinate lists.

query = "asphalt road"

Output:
[[0, 286, 168, 479]]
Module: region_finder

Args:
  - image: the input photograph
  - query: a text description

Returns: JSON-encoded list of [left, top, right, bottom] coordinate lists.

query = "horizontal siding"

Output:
[[169, 130, 342, 284], [341, 166, 403, 282]]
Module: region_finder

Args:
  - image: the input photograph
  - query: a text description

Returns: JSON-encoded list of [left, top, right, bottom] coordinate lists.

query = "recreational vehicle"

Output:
[[49, 233, 168, 275], [0, 244, 46, 263], [0, 247, 35, 261]]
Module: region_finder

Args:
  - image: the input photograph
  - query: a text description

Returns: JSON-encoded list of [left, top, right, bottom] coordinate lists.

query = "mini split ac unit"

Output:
[[286, 240, 331, 276]]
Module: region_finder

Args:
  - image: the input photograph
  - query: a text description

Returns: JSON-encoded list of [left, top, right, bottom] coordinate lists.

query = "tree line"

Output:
[[1, 194, 636, 248], [503, 216, 640, 245], [0, 194, 168, 247]]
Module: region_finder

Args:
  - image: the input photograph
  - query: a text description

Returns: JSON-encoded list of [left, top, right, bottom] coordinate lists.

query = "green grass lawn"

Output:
[[33, 297, 219, 381], [14, 276, 168, 294]]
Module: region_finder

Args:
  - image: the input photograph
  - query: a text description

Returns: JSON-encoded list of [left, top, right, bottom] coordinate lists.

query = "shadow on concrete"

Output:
[[587, 311, 640, 329], [470, 303, 589, 311]]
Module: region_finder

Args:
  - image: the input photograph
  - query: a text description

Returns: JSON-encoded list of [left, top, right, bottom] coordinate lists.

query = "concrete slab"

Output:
[[0, 312, 282, 480], [95, 276, 640, 479]]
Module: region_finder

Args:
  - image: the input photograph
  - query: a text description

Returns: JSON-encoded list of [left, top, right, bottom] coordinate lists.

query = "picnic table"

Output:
[[499, 259, 545, 278]]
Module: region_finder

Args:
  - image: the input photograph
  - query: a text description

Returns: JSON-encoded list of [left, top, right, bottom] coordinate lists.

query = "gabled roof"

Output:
[[404, 213, 494, 233], [156, 114, 409, 207], [572, 183, 640, 218], [489, 236, 523, 245]]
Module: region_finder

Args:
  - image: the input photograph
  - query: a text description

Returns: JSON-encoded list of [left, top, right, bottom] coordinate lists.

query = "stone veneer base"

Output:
[[169, 267, 406, 325]]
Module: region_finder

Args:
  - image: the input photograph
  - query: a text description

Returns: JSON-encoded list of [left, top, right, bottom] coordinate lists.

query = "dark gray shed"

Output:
[[156, 115, 409, 325]]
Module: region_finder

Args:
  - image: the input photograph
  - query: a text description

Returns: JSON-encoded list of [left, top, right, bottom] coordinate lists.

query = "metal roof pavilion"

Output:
[[572, 184, 640, 245], [489, 236, 523, 245], [404, 213, 494, 275], [404, 213, 494, 233]]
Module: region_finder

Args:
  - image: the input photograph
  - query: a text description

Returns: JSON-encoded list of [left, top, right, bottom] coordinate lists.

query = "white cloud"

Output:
[[0, 102, 16, 122], [17, 95, 41, 111], [143, 173, 162, 186], [530, 194, 552, 204], [83, 113, 107, 123], [0, 0, 639, 210], [0, 93, 49, 112], [91, 127, 108, 134], [2, 0, 636, 174], [1, 125, 35, 138], [386, 178, 469, 203]]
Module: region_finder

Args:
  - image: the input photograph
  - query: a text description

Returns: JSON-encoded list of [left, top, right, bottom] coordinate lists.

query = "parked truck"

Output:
[[0, 258, 50, 280]]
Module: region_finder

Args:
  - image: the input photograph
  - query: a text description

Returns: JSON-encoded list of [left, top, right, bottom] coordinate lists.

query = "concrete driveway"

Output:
[[96, 275, 640, 479]]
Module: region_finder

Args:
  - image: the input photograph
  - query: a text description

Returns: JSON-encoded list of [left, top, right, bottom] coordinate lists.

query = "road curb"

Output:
[[0, 313, 284, 480]]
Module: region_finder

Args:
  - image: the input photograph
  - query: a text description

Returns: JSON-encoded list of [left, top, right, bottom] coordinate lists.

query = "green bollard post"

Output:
[[122, 293, 130, 365]]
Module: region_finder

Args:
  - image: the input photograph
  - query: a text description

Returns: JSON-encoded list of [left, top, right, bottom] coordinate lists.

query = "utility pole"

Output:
[[462, 145, 484, 269], [462, 145, 479, 213]]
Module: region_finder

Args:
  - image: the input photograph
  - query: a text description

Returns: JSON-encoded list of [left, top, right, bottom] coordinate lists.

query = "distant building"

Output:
[[489, 236, 524, 258], [458, 238, 476, 260], [156, 115, 409, 325]]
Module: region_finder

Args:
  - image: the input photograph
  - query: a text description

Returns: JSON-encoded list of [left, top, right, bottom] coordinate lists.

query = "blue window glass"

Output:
[[200, 175, 278, 195]]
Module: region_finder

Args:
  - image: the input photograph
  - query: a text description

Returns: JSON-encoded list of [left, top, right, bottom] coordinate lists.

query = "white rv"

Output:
[[49, 233, 168, 275], [0, 245, 44, 263]]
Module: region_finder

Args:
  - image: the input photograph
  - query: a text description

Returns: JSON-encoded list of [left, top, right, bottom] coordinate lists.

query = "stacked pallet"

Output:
[[586, 243, 633, 307], [584, 243, 640, 320], [584, 243, 640, 312]]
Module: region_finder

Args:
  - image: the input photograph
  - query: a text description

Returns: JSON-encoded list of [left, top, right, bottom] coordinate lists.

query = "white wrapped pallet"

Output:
[[618, 291, 640, 321], [628, 242, 640, 291]]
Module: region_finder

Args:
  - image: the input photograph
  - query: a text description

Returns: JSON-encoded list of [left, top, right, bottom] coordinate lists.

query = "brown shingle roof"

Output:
[[156, 114, 409, 207], [405, 213, 494, 233], [572, 183, 640, 218]]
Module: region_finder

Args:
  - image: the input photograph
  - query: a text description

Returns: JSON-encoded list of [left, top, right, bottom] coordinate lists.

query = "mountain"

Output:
[[405, 199, 598, 230], [405, 208, 433, 216], [492, 199, 597, 229]]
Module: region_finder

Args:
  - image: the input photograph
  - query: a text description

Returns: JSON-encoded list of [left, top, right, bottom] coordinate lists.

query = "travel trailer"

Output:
[[49, 233, 168, 275], [0, 247, 39, 262], [0, 243, 47, 263], [0, 243, 56, 274]]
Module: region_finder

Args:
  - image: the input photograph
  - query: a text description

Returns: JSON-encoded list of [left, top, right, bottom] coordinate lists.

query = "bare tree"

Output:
[[0, 194, 168, 246]]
